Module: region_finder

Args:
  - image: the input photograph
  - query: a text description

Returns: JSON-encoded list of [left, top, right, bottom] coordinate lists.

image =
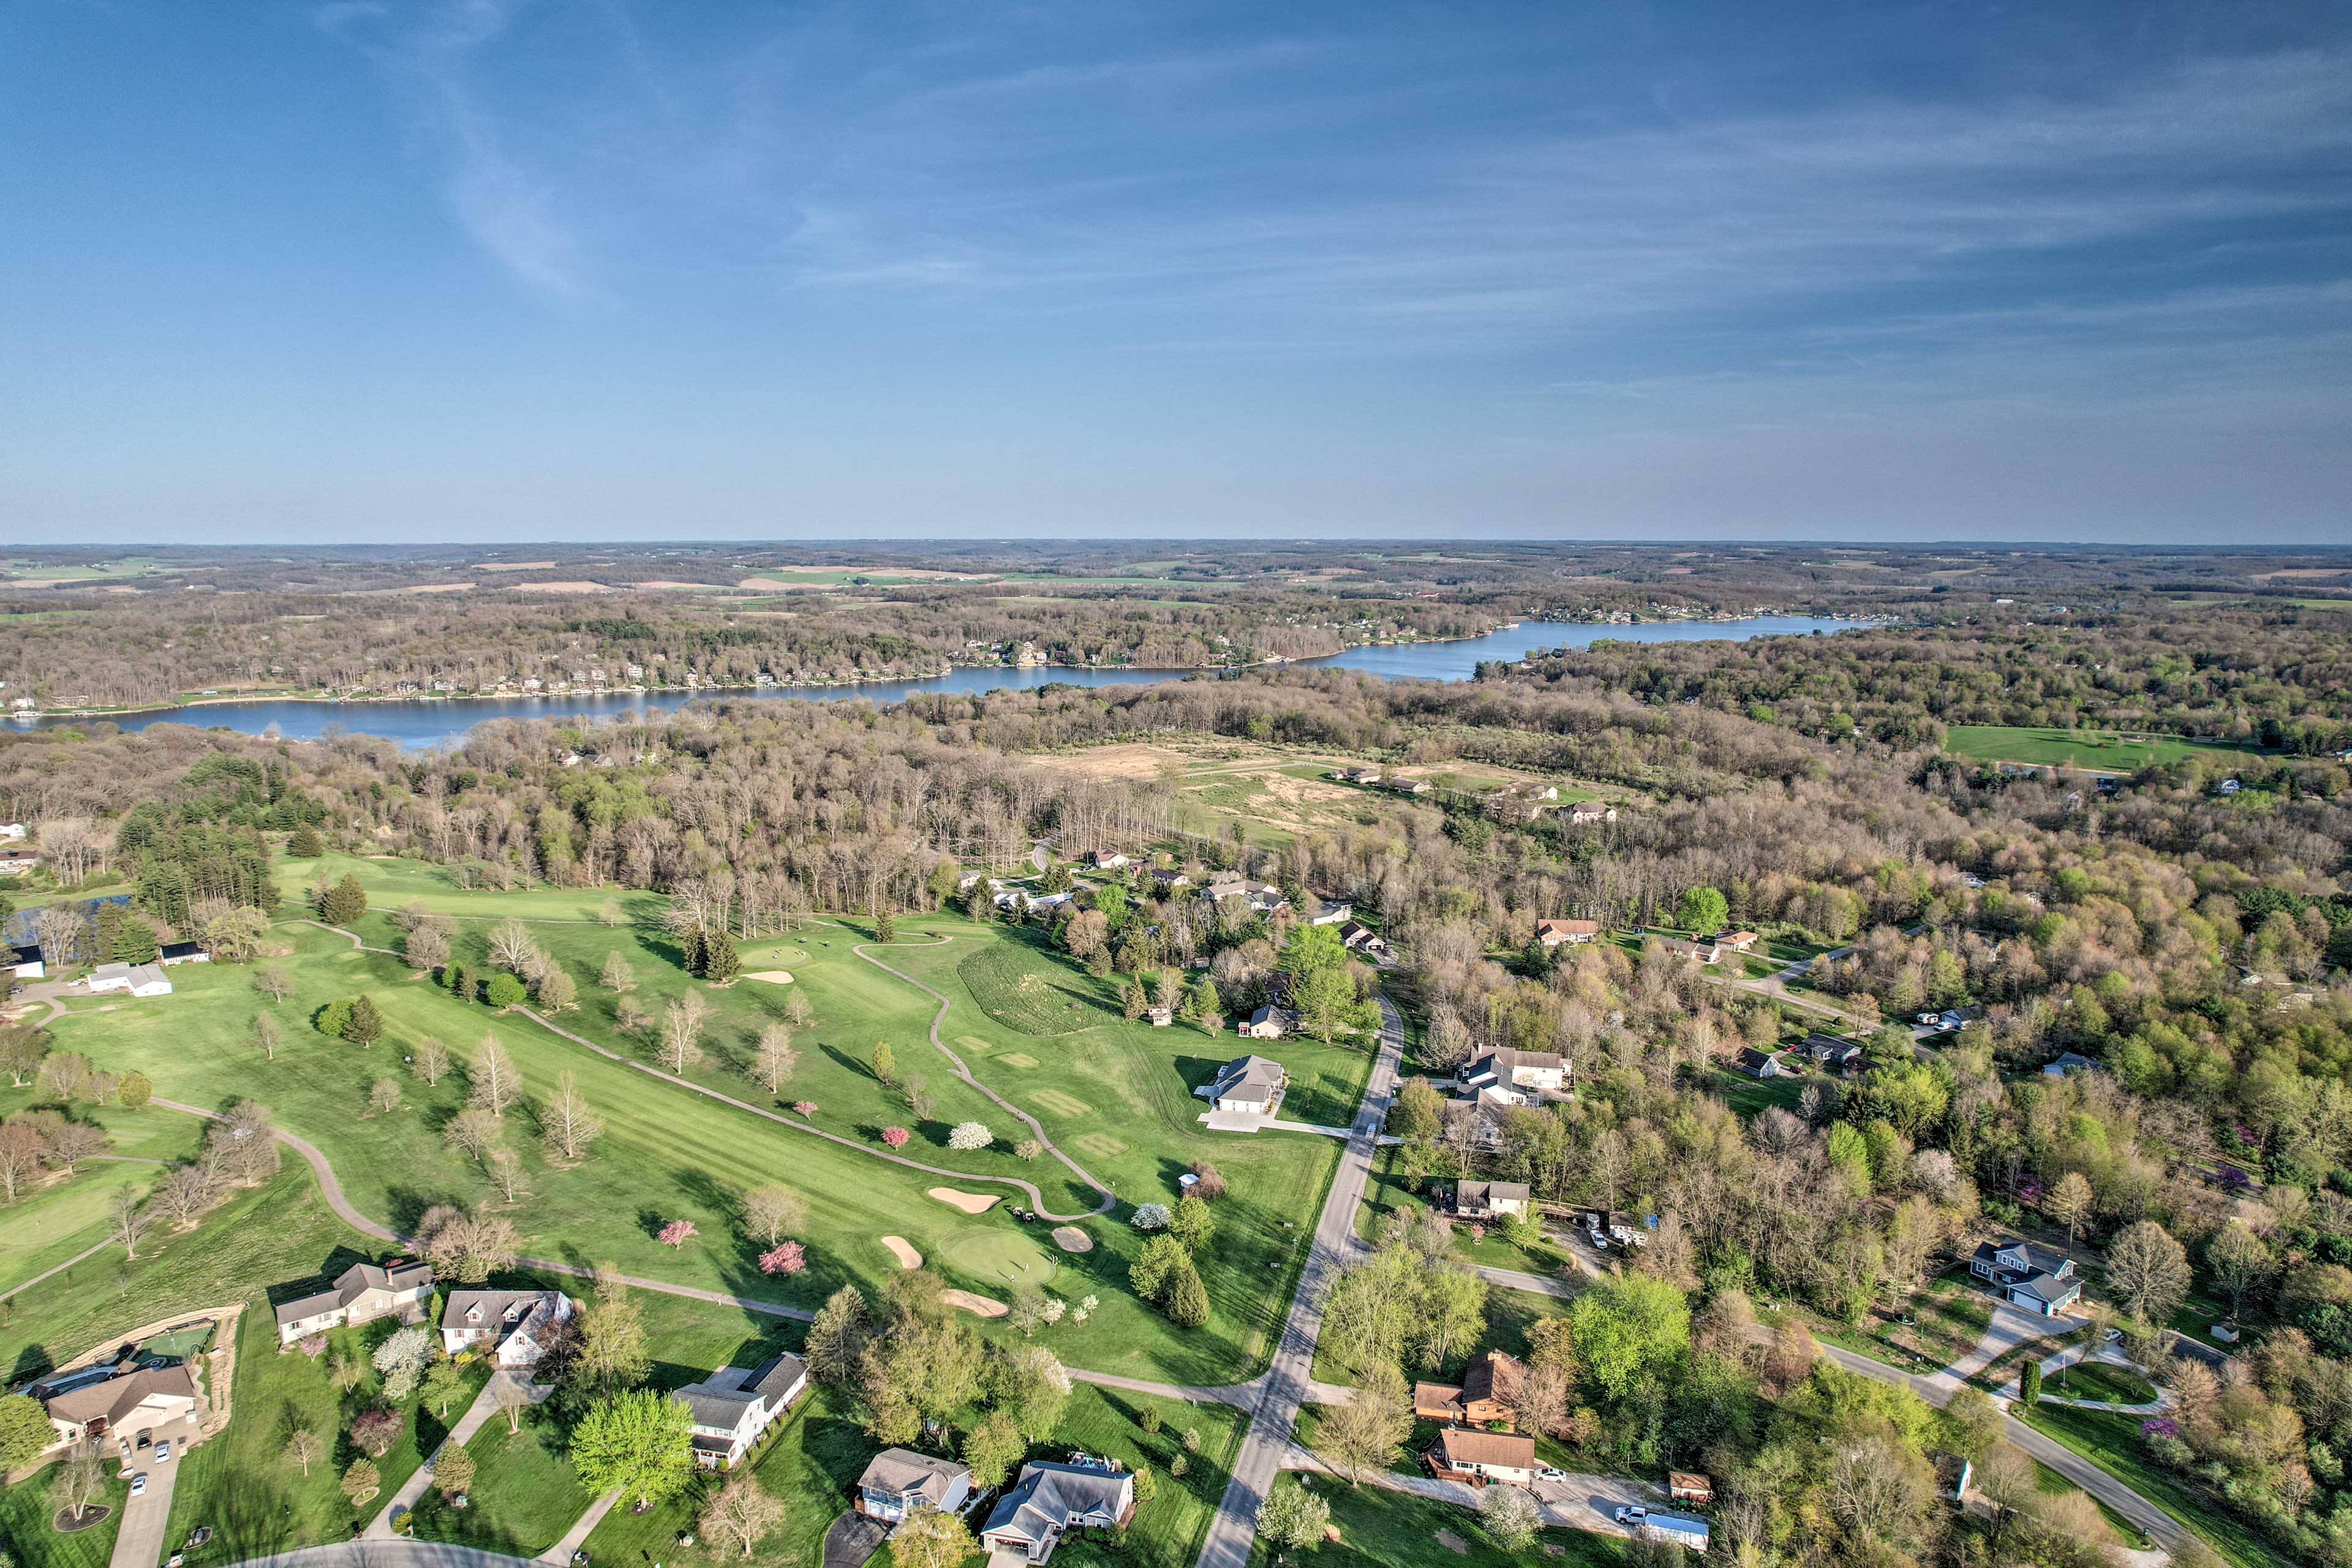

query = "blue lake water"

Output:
[[27, 615, 1855, 750]]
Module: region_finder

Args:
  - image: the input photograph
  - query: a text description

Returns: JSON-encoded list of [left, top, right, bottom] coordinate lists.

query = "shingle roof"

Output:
[[1213, 1055, 1287, 1099], [1434, 1428, 1536, 1468], [1460, 1350, 1526, 1409], [42, 1365, 197, 1428], [858, 1448, 968, 1503], [981, 1462, 1134, 1545]]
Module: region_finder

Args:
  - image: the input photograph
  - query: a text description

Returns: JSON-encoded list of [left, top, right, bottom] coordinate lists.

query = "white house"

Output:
[[979, 1459, 1137, 1564], [1453, 1180, 1531, 1219], [1426, 1428, 1537, 1487], [88, 962, 172, 997], [855, 1449, 972, 1523], [0, 847, 41, 876], [440, 1290, 573, 1366], [0, 823, 26, 840], [1459, 1049, 1570, 1098], [7, 944, 42, 980], [1566, 801, 1618, 824], [1536, 918, 1600, 947], [1200, 1054, 1287, 1116], [1201, 879, 1289, 915], [674, 1353, 807, 1468], [157, 941, 210, 967], [1238, 1006, 1297, 1040]]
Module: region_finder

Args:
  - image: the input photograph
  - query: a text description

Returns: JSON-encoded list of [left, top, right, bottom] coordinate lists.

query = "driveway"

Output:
[[110, 1414, 201, 1568]]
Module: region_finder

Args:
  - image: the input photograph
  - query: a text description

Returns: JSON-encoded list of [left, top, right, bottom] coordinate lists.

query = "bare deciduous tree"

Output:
[[487, 917, 534, 972], [752, 1023, 798, 1094], [700, 1475, 786, 1559], [658, 994, 709, 1074], [540, 1069, 604, 1161], [412, 1035, 451, 1085], [741, 1183, 804, 1246], [107, 1185, 150, 1258], [467, 1036, 522, 1117]]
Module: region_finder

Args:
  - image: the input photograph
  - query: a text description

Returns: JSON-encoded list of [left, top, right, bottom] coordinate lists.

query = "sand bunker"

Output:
[[929, 1188, 1000, 1215], [745, 971, 795, 984], [881, 1237, 922, 1270], [1050, 1227, 1094, 1254], [940, 1290, 1009, 1319]]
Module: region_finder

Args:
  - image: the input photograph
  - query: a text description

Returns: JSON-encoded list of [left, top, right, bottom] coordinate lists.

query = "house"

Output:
[[1796, 1033, 1863, 1071], [88, 962, 172, 997], [674, 1353, 807, 1469], [1459, 1048, 1570, 1099], [1536, 918, 1601, 947], [1716, 931, 1760, 953], [1668, 1472, 1714, 1506], [1082, 850, 1130, 870], [1332, 766, 1382, 785], [1423, 1428, 1537, 1487], [1387, 777, 1433, 796], [0, 847, 43, 876], [1202, 880, 1289, 915], [1412, 1350, 1528, 1430], [1145, 1005, 1174, 1027], [1662, 936, 1723, 964], [1337, 920, 1393, 960], [1201, 1054, 1287, 1115], [1970, 1238, 2081, 1316], [1238, 1006, 1297, 1041], [1453, 1180, 1531, 1219], [38, 1363, 199, 1449], [2041, 1052, 2100, 1078], [1566, 800, 1617, 825], [1734, 1047, 1786, 1078], [157, 941, 209, 967], [440, 1289, 573, 1366], [0, 823, 24, 840], [854, 1449, 972, 1522], [1306, 899, 1352, 926], [273, 1259, 435, 1346], [1637, 1513, 1711, 1553], [7, 944, 43, 979], [1152, 868, 1191, 891], [978, 1458, 1137, 1564]]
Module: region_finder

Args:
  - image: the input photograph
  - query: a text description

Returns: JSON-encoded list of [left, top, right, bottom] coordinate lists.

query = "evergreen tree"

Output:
[[2019, 1362, 2041, 1407], [680, 926, 708, 978], [288, 821, 324, 858], [320, 873, 368, 927], [701, 933, 741, 985], [1164, 1259, 1211, 1328], [342, 994, 385, 1047]]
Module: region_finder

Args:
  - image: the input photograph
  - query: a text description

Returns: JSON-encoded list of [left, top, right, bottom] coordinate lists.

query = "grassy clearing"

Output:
[[1246, 1471, 1615, 1568], [1695, 1064, 1809, 1119], [2017, 1404, 2297, 1568], [2046, 1359, 2158, 1405], [958, 937, 1109, 1035], [0, 1460, 130, 1568], [290, 848, 665, 924], [1804, 1272, 1993, 1372], [410, 1400, 594, 1556], [1942, 726, 2260, 772]]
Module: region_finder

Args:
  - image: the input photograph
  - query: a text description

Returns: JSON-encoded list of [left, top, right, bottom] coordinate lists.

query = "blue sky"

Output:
[[3, 1, 2348, 543]]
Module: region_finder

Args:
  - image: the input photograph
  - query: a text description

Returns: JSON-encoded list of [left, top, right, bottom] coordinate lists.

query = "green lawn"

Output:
[[1942, 726, 2261, 773], [34, 868, 1345, 1387], [1353, 1149, 1581, 1278], [1246, 1472, 1617, 1568], [1695, 1064, 1809, 1119], [2016, 1404, 2299, 1568], [410, 1400, 594, 1556], [2045, 1358, 2158, 1406], [292, 849, 665, 924], [1801, 1272, 1993, 1373], [0, 1098, 206, 1298], [0, 1457, 130, 1568]]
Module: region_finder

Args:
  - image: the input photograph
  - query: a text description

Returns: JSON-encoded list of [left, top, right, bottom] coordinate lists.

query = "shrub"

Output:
[[350, 1408, 401, 1458], [881, 1126, 910, 1148], [948, 1121, 993, 1151], [758, 1242, 806, 1275], [1131, 1203, 1171, 1231], [792, 1101, 818, 1116], [482, 973, 527, 1008]]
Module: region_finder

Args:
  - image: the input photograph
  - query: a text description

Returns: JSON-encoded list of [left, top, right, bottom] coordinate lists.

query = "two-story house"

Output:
[[854, 1449, 972, 1522], [440, 1290, 573, 1366], [1458, 1048, 1569, 1101], [1414, 1349, 1529, 1430], [674, 1353, 807, 1468], [1969, 1237, 2081, 1316]]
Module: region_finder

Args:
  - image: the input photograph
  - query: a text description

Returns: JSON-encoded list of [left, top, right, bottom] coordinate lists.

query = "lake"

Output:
[[26, 615, 1855, 749]]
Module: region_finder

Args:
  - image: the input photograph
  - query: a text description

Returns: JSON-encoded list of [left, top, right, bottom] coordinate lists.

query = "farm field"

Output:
[[1941, 725, 2261, 772], [28, 853, 1351, 1386]]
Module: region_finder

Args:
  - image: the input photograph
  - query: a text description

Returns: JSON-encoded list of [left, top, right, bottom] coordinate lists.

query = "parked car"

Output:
[[155, 1439, 172, 1463], [131, 1474, 148, 1496], [1615, 1504, 1646, 1525], [1537, 1466, 1568, 1483]]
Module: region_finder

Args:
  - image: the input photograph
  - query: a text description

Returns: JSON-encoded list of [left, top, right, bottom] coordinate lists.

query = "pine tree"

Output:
[[288, 821, 324, 858], [320, 873, 368, 927], [342, 994, 385, 1047], [680, 926, 708, 978], [1164, 1259, 1211, 1328], [701, 933, 741, 986]]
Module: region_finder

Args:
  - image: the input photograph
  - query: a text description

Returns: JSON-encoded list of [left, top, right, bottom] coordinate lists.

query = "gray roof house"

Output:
[[1970, 1238, 2081, 1316], [88, 961, 172, 997], [1200, 1054, 1288, 1115], [674, 1353, 807, 1468], [979, 1460, 1138, 1564], [1454, 1179, 1531, 1218], [1238, 1005, 1298, 1040], [440, 1289, 573, 1366], [274, 1259, 435, 1345], [854, 1449, 972, 1523]]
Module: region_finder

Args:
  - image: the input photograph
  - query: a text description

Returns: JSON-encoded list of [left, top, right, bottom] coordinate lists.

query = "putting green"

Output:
[[756, 948, 810, 967], [995, 1052, 1039, 1070], [1072, 1132, 1131, 1159], [943, 1227, 1057, 1286], [1029, 1088, 1093, 1118]]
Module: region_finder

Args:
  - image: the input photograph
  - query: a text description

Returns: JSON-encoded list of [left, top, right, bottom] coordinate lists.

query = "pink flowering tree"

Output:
[[792, 1101, 818, 1117], [881, 1126, 910, 1149], [757, 1242, 806, 1276], [657, 1219, 698, 1248]]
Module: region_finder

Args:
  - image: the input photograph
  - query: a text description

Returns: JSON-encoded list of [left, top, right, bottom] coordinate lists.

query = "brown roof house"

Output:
[[39, 1363, 200, 1450], [1414, 1350, 1529, 1430], [1423, 1428, 1538, 1487], [855, 1448, 972, 1522], [274, 1259, 435, 1346], [1535, 918, 1600, 947], [978, 1458, 1137, 1564]]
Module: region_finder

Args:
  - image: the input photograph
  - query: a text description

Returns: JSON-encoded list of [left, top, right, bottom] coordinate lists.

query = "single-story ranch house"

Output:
[[978, 1458, 1137, 1564], [274, 1259, 435, 1346], [1200, 1054, 1288, 1116], [1424, 1428, 1537, 1487]]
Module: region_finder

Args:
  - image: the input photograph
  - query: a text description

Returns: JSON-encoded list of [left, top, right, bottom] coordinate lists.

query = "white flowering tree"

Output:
[[1131, 1203, 1171, 1231], [372, 1325, 435, 1401], [947, 1121, 993, 1151]]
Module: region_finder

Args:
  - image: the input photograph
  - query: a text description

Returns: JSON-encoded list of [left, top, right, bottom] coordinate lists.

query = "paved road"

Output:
[[1194, 993, 1404, 1568], [233, 1543, 540, 1568], [110, 1415, 200, 1568]]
